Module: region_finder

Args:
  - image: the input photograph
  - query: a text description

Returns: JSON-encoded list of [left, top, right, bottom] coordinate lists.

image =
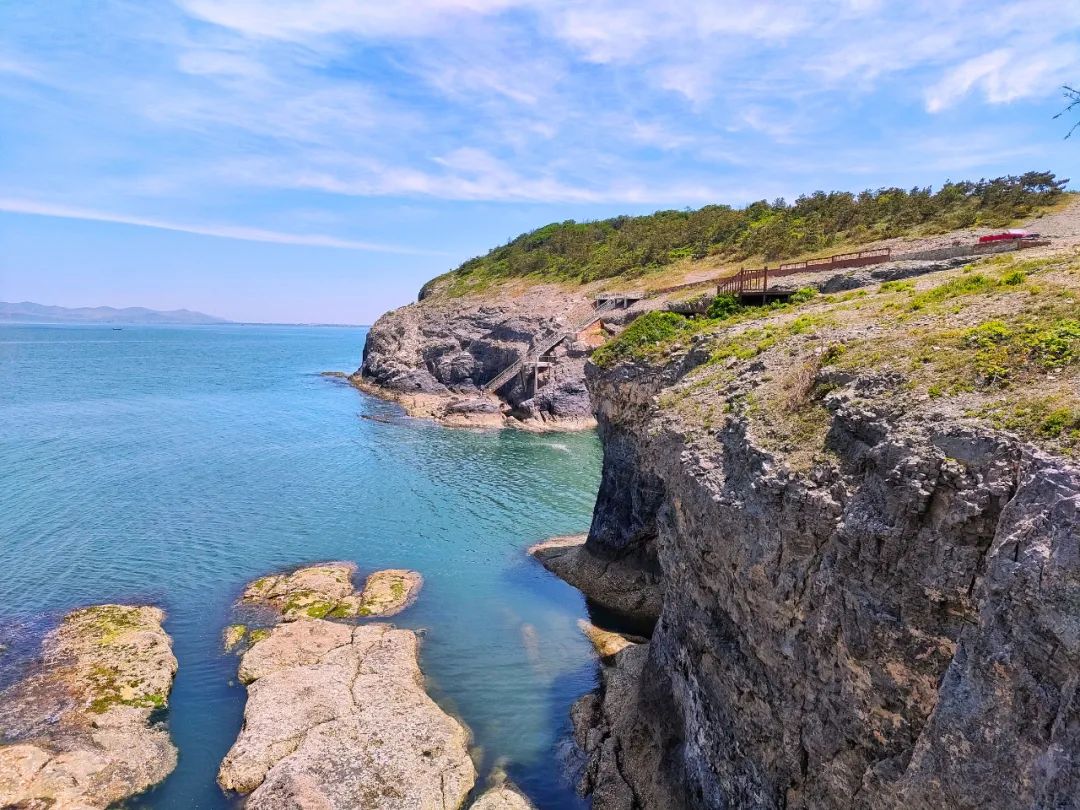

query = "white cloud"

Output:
[[925, 42, 1080, 112], [175, 0, 525, 40], [925, 49, 1014, 112], [0, 198, 442, 254]]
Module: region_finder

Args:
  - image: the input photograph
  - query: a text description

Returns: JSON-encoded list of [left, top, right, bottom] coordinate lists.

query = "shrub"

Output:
[[592, 311, 693, 367], [1027, 319, 1080, 367], [964, 321, 1013, 348], [788, 287, 818, 304], [707, 294, 743, 320]]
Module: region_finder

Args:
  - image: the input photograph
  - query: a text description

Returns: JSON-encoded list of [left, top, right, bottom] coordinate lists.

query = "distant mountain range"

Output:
[[0, 301, 230, 325]]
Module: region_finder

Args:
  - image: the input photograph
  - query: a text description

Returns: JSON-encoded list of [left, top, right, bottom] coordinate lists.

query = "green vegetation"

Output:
[[427, 173, 1066, 294], [979, 397, 1080, 449], [70, 605, 145, 646], [592, 311, 697, 367], [281, 590, 335, 619], [646, 250, 1079, 460], [87, 664, 167, 714], [593, 288, 822, 367], [249, 628, 270, 643]]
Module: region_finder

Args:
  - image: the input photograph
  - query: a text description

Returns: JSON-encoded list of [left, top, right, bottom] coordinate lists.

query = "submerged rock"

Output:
[[241, 562, 422, 621], [219, 620, 475, 809], [471, 782, 535, 809], [0, 604, 178, 809], [223, 623, 248, 651]]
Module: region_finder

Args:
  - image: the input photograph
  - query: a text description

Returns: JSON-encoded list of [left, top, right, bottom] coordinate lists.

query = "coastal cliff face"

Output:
[[357, 284, 601, 426], [567, 255, 1079, 808]]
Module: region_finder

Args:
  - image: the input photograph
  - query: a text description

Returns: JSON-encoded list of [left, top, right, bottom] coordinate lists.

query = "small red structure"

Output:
[[978, 229, 1032, 244]]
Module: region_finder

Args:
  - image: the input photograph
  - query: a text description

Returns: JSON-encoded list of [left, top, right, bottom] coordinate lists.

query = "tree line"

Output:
[[440, 172, 1067, 287]]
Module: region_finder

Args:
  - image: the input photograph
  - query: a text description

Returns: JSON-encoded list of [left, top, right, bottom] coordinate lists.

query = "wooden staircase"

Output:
[[482, 299, 621, 394]]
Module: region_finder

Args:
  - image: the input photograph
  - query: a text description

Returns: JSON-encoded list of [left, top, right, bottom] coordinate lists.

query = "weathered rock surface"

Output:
[[242, 562, 422, 621], [471, 782, 535, 810], [356, 285, 605, 428], [529, 535, 662, 625], [577, 619, 647, 662], [0, 605, 178, 809], [355, 569, 423, 617], [559, 336, 1080, 808], [220, 620, 476, 809]]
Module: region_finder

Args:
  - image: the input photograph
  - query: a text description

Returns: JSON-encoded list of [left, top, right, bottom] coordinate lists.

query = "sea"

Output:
[[0, 323, 604, 808]]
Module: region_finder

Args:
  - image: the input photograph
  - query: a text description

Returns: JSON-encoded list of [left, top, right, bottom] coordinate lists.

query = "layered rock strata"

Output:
[[548, 266, 1080, 808]]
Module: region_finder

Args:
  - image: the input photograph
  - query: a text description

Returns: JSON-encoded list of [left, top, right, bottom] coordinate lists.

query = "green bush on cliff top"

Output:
[[424, 172, 1066, 295], [592, 311, 694, 367]]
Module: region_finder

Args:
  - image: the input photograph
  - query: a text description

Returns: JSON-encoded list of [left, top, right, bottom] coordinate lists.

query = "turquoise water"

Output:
[[0, 324, 602, 808]]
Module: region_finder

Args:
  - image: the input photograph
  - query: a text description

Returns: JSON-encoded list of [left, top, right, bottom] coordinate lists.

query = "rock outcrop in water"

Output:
[[0, 605, 178, 809], [356, 284, 604, 429], [242, 562, 422, 621], [541, 252, 1080, 808], [219, 619, 476, 808], [529, 535, 662, 625]]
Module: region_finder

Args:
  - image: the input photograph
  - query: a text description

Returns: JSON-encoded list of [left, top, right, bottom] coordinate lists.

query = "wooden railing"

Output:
[[716, 247, 893, 297]]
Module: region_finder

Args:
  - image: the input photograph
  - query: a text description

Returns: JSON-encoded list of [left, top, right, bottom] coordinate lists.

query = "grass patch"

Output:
[[976, 396, 1080, 456], [594, 287, 823, 368], [592, 311, 699, 367]]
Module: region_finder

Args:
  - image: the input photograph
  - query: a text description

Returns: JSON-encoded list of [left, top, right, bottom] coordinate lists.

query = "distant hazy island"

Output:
[[0, 301, 229, 325]]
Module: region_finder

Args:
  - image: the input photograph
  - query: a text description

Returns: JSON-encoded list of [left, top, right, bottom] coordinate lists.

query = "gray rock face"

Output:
[[0, 605, 178, 809], [358, 286, 597, 424], [219, 620, 476, 809], [566, 356, 1080, 809]]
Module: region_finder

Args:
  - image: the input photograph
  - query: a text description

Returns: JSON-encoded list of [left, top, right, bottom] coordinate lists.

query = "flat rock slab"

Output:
[[242, 563, 422, 621], [0, 605, 178, 809], [219, 620, 476, 809]]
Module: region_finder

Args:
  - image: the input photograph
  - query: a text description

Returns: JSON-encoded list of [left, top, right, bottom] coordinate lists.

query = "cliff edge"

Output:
[[558, 247, 1079, 808]]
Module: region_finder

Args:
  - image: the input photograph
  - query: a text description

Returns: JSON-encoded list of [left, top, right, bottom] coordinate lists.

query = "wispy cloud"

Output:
[[1, 0, 1077, 233], [0, 198, 442, 254]]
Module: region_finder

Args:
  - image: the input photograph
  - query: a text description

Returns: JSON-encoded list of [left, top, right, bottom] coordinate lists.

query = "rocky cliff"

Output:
[[555, 251, 1080, 809], [356, 283, 606, 428]]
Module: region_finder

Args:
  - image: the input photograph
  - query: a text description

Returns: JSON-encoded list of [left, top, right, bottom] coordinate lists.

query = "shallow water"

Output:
[[0, 324, 602, 808]]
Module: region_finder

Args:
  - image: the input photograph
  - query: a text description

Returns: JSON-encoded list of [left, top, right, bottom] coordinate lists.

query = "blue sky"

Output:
[[2, 1, 1079, 324]]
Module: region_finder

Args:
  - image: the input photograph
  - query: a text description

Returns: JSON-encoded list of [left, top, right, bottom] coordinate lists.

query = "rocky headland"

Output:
[[355, 282, 620, 430], [354, 187, 1078, 434], [538, 245, 1080, 808], [0, 604, 178, 809]]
